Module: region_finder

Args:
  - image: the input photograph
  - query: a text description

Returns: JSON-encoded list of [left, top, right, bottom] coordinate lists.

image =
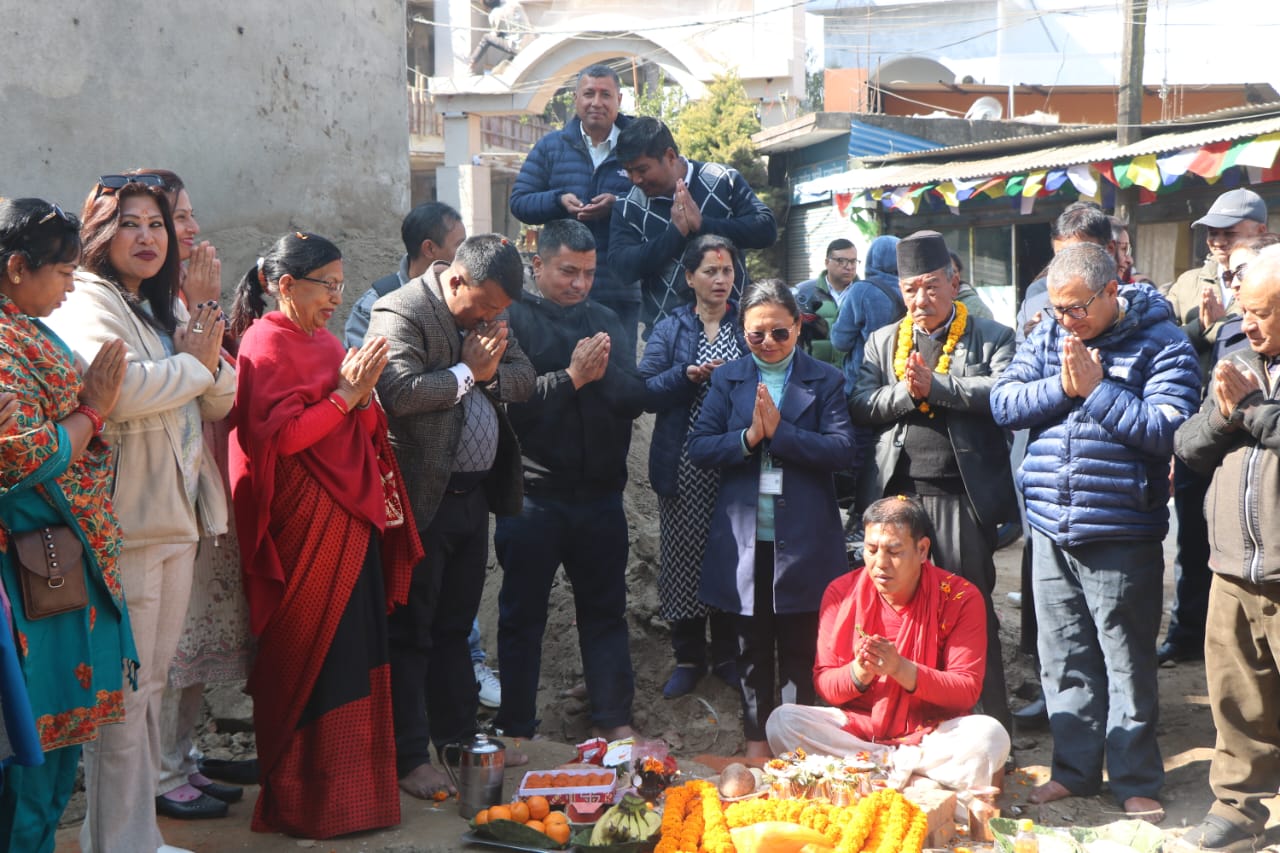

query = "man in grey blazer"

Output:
[[368, 234, 535, 799], [849, 230, 1018, 737]]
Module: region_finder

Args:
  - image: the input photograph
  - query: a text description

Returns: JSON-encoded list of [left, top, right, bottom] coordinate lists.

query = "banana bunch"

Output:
[[590, 794, 662, 845]]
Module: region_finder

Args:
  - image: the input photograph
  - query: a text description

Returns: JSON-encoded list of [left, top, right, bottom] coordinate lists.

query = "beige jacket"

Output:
[[45, 271, 236, 546], [1161, 257, 1238, 385]]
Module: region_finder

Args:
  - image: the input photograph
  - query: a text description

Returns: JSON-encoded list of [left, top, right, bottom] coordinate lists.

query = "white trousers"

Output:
[[157, 682, 204, 795], [80, 542, 197, 853], [766, 705, 1010, 792]]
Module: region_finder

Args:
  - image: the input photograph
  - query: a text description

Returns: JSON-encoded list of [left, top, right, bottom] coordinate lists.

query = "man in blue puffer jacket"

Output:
[[510, 64, 637, 356], [990, 242, 1200, 822]]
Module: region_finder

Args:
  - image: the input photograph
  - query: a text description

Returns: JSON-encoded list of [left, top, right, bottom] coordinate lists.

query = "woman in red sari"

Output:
[[228, 232, 421, 838]]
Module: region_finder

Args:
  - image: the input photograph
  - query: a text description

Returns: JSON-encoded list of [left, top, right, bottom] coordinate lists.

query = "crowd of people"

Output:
[[0, 59, 1277, 853]]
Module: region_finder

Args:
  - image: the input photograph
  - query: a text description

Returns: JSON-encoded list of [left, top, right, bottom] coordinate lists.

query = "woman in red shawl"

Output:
[[766, 496, 1009, 793], [228, 232, 421, 838]]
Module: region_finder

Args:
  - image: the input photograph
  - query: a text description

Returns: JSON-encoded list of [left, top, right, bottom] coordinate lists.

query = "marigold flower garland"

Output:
[[652, 779, 928, 853], [893, 301, 968, 417]]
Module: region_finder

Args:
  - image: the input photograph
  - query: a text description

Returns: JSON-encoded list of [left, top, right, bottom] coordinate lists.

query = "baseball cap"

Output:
[[1192, 188, 1267, 229]]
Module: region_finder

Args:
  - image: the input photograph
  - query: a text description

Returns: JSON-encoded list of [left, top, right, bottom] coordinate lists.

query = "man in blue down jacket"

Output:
[[510, 65, 637, 356], [990, 242, 1199, 821]]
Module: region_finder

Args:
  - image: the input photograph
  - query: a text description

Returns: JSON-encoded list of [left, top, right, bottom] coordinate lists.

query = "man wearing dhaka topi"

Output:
[[766, 496, 1010, 793]]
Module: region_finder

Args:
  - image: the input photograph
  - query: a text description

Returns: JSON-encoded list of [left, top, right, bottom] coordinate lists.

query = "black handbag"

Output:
[[14, 525, 87, 620]]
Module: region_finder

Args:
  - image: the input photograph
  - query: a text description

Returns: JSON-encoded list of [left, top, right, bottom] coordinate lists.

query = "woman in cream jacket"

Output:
[[46, 176, 234, 853]]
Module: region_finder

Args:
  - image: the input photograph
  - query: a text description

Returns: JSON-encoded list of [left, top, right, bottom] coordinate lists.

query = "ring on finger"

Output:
[[193, 323, 205, 333], [877, 657, 884, 666]]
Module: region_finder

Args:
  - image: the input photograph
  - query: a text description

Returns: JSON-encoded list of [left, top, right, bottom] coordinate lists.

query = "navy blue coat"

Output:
[[509, 115, 636, 305], [990, 282, 1201, 546], [687, 350, 856, 616], [638, 303, 745, 497]]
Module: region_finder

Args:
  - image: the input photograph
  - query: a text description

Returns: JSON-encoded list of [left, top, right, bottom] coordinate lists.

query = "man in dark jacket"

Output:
[[991, 243, 1200, 821], [609, 116, 776, 336], [795, 238, 858, 366], [510, 65, 638, 356], [494, 220, 648, 742], [850, 230, 1018, 736], [1172, 245, 1280, 852]]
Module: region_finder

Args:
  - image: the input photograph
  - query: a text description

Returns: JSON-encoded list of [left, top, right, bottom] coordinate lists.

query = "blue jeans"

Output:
[[494, 490, 634, 738], [1031, 529, 1164, 802], [468, 619, 485, 665]]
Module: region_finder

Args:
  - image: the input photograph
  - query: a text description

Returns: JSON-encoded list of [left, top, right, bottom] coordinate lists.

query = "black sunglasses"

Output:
[[93, 173, 165, 200], [745, 327, 793, 345], [1224, 262, 1248, 288]]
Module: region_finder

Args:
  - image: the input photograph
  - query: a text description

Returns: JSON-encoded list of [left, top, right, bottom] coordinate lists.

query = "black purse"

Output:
[[14, 525, 87, 620]]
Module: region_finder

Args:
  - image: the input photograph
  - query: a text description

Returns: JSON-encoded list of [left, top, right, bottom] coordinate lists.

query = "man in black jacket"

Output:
[[494, 220, 648, 741]]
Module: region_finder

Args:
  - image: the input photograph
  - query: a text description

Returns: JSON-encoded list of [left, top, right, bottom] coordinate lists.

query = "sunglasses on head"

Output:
[[93, 173, 165, 200], [745, 327, 793, 345], [35, 203, 76, 228]]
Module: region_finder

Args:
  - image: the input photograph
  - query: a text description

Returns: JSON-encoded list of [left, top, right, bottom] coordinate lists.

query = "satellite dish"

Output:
[[965, 96, 1004, 121]]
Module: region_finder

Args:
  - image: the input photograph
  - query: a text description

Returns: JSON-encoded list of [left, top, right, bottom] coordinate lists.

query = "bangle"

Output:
[[75, 404, 105, 436], [355, 395, 373, 410], [327, 393, 350, 415]]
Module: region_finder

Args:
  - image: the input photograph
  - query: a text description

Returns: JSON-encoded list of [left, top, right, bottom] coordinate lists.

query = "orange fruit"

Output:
[[475, 808, 490, 825], [488, 804, 512, 822], [527, 795, 550, 820], [544, 811, 569, 827], [526, 819, 546, 835], [546, 822, 571, 845], [509, 801, 530, 824], [552, 773, 571, 788]]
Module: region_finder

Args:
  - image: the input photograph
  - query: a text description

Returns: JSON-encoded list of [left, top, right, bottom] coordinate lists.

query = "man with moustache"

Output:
[[850, 230, 1018, 736]]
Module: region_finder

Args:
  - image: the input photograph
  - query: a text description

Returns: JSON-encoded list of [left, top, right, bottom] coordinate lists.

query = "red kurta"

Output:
[[813, 561, 986, 745]]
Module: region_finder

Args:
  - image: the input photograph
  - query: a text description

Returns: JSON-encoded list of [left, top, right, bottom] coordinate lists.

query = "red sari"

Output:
[[229, 312, 420, 838]]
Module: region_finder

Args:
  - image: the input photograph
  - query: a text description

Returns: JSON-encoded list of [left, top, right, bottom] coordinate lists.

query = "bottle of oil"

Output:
[[1013, 818, 1039, 853]]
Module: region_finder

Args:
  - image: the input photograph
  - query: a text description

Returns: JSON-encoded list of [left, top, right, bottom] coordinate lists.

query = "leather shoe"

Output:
[[192, 779, 243, 803], [1157, 641, 1203, 665], [155, 793, 229, 820], [1012, 697, 1048, 729], [662, 665, 703, 699], [711, 660, 739, 689], [197, 758, 258, 786]]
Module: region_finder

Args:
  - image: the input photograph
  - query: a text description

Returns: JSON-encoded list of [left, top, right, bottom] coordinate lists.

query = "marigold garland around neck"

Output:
[[893, 301, 968, 418]]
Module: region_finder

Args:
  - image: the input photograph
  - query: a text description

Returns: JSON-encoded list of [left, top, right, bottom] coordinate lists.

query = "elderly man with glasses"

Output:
[[991, 242, 1200, 824], [851, 230, 1019, 738]]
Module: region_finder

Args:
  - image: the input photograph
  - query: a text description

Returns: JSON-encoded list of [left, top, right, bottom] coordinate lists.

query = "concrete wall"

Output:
[[0, 2, 411, 307]]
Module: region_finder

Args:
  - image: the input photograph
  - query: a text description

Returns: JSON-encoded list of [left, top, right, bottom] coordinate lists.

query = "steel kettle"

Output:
[[443, 733, 506, 818]]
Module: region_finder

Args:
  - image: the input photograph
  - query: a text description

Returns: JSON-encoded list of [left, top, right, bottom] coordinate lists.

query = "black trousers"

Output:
[[735, 542, 819, 742], [388, 488, 489, 777]]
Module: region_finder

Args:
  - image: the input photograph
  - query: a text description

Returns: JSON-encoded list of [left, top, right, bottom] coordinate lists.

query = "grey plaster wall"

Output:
[[0, 2, 409, 244]]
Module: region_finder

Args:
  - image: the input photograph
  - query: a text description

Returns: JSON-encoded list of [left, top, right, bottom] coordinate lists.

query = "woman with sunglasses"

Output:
[[124, 170, 256, 819], [228, 232, 421, 838], [45, 174, 235, 853], [0, 198, 136, 853], [688, 278, 856, 759], [639, 235, 746, 699]]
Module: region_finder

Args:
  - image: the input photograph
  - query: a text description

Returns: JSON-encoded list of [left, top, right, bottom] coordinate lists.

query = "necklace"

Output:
[[893, 302, 968, 418]]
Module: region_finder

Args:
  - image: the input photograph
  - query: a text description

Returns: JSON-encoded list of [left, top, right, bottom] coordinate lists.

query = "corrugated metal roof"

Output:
[[802, 113, 1280, 194], [847, 120, 937, 157]]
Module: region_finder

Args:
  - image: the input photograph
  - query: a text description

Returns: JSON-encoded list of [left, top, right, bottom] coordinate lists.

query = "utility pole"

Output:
[[1115, 0, 1147, 226]]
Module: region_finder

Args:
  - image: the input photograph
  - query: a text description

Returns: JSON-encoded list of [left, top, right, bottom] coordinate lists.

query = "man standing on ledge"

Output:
[[609, 116, 776, 336], [991, 243, 1200, 823], [510, 64, 638, 357], [495, 220, 649, 742]]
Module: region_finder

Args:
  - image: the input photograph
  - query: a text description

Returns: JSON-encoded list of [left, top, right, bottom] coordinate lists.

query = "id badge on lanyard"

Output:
[[759, 450, 783, 495]]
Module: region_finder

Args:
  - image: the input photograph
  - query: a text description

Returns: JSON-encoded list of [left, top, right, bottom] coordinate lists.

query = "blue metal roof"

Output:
[[848, 120, 937, 158]]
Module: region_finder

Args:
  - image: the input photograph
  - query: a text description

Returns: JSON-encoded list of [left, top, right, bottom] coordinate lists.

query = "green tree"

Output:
[[673, 71, 786, 281]]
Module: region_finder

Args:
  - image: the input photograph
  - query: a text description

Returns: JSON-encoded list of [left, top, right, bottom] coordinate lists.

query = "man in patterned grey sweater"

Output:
[[608, 116, 776, 336]]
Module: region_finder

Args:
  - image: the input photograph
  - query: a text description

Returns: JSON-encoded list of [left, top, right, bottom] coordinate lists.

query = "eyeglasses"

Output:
[[745, 327, 793, 345], [1049, 292, 1100, 321], [828, 257, 858, 268], [296, 276, 345, 295], [1224, 262, 1249, 288], [93, 173, 165, 200]]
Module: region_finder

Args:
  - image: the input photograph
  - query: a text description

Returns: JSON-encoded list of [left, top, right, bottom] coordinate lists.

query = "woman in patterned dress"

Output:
[[0, 197, 136, 853], [639, 235, 747, 699]]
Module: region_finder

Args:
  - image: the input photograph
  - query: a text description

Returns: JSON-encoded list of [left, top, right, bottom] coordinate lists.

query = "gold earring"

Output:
[[12, 274, 19, 284]]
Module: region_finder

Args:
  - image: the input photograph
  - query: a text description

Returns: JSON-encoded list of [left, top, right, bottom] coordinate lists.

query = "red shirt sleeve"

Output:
[[910, 587, 986, 714], [813, 573, 874, 714], [277, 398, 348, 455]]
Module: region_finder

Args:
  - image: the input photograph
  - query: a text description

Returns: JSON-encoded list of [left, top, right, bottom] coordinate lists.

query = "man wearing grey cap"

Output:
[[1158, 188, 1269, 667], [850, 230, 1018, 735]]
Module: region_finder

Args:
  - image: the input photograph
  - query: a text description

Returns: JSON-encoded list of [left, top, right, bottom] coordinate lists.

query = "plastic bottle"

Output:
[[1013, 818, 1039, 853]]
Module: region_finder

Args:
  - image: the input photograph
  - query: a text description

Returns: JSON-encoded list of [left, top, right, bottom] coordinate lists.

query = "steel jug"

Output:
[[443, 733, 506, 818]]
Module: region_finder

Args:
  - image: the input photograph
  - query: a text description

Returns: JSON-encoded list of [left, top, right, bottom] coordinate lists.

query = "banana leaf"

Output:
[[469, 817, 570, 850], [569, 825, 657, 853]]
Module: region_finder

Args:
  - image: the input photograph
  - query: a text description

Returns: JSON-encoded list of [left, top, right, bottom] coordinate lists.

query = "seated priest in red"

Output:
[[766, 495, 1009, 792]]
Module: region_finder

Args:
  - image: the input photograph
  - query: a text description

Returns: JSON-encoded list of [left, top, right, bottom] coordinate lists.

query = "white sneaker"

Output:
[[159, 845, 195, 853], [475, 661, 501, 709]]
